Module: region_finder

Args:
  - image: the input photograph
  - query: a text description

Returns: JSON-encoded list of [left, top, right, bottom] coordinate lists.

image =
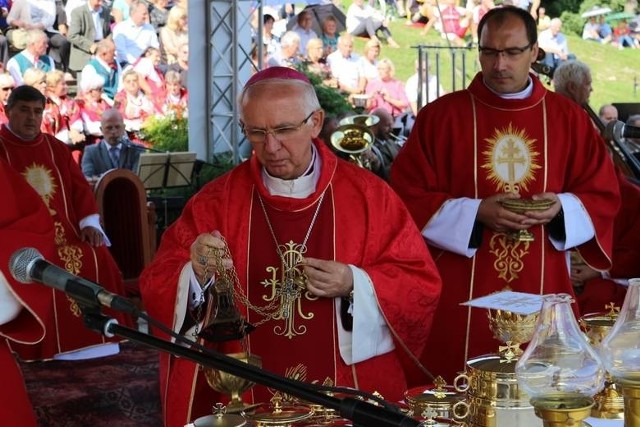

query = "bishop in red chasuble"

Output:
[[0, 87, 129, 361], [140, 67, 442, 427], [141, 141, 442, 426], [392, 72, 620, 383]]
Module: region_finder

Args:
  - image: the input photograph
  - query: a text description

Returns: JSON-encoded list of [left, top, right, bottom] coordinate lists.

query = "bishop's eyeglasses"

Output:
[[241, 111, 316, 143], [478, 43, 533, 59]]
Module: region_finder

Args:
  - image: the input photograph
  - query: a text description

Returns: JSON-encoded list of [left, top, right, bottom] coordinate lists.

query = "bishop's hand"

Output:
[[300, 257, 353, 299], [190, 231, 234, 284]]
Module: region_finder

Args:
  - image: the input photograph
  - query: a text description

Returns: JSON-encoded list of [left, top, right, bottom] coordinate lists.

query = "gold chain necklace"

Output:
[[257, 189, 326, 323], [193, 189, 327, 337]]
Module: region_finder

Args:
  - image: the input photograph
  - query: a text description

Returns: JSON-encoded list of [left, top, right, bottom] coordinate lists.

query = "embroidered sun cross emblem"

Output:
[[22, 163, 58, 215], [481, 123, 541, 194], [261, 241, 317, 339]]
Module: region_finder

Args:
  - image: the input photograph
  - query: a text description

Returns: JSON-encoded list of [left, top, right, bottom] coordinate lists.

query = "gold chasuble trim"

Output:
[[23, 160, 85, 319]]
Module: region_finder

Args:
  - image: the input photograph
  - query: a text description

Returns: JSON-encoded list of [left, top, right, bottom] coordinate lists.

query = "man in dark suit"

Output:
[[368, 107, 402, 181], [81, 108, 144, 179], [68, 0, 112, 75]]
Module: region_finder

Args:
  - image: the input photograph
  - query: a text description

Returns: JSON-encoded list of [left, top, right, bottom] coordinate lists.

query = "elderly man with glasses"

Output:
[[139, 66, 442, 427], [391, 6, 619, 383]]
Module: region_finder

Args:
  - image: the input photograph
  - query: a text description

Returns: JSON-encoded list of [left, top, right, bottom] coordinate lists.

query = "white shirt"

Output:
[[112, 19, 159, 65], [327, 51, 362, 91], [90, 5, 104, 41]]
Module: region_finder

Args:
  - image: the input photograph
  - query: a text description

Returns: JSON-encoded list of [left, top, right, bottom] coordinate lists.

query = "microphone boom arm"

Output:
[[84, 312, 420, 427]]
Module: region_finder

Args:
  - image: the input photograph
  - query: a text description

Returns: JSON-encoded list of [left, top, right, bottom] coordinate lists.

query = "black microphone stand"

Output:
[[81, 309, 421, 427]]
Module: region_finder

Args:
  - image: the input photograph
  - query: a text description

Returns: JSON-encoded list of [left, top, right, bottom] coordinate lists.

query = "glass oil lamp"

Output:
[[600, 278, 640, 426], [515, 293, 606, 427]]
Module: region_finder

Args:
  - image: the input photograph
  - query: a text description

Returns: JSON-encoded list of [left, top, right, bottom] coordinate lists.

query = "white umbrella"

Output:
[[581, 6, 612, 18]]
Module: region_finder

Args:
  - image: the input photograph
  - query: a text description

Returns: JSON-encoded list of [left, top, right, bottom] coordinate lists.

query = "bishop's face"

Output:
[[241, 82, 323, 180], [478, 14, 538, 94]]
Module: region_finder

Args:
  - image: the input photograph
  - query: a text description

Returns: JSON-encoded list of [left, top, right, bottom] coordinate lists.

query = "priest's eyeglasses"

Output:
[[478, 43, 533, 58], [241, 111, 316, 143]]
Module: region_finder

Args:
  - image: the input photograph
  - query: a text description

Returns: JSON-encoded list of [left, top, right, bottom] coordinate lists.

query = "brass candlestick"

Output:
[[617, 379, 640, 426], [530, 395, 594, 427]]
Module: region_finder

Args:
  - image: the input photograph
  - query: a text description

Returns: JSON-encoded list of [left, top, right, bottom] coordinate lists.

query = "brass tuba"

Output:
[[330, 115, 379, 168]]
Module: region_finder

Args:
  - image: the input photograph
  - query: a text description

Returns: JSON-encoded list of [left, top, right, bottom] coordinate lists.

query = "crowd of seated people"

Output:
[[0, 0, 190, 166]]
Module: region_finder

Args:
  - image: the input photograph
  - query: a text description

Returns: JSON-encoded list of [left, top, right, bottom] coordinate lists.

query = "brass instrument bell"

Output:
[[338, 114, 380, 127], [330, 124, 375, 168]]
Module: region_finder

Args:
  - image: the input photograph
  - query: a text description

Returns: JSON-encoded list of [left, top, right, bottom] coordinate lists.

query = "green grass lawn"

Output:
[[348, 17, 640, 111]]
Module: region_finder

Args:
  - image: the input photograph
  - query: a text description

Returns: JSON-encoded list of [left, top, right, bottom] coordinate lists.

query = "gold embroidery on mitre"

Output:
[[22, 163, 58, 215], [260, 241, 317, 339], [489, 233, 531, 283], [481, 123, 541, 194]]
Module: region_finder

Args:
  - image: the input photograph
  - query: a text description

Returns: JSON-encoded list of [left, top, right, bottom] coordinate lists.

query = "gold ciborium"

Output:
[[487, 309, 539, 361], [204, 352, 262, 413], [500, 198, 555, 242]]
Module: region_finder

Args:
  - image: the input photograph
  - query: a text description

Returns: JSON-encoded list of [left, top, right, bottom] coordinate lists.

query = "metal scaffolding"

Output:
[[189, 0, 257, 165]]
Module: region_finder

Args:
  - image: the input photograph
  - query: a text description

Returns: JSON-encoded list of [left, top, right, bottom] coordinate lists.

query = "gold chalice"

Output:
[[487, 309, 539, 361], [500, 198, 555, 242], [204, 352, 262, 413]]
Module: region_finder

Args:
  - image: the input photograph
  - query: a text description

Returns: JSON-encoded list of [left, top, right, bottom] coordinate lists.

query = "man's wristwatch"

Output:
[[347, 289, 354, 304]]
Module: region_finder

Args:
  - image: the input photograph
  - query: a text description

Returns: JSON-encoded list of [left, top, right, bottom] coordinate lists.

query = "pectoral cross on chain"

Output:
[[261, 241, 316, 339]]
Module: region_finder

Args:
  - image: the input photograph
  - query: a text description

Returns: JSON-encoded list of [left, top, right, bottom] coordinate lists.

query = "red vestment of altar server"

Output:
[[0, 159, 57, 426], [391, 73, 620, 383], [140, 139, 442, 427], [577, 173, 640, 314], [0, 126, 129, 360]]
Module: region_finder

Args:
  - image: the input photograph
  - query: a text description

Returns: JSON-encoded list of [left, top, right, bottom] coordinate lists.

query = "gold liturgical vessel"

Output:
[[454, 307, 540, 427], [500, 197, 554, 242], [516, 293, 606, 427], [580, 305, 624, 419], [244, 392, 313, 426], [404, 375, 468, 425], [203, 352, 263, 413], [600, 278, 640, 427], [192, 403, 247, 427]]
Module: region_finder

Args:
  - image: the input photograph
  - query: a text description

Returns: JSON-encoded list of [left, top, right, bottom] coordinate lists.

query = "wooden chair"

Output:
[[94, 169, 157, 298]]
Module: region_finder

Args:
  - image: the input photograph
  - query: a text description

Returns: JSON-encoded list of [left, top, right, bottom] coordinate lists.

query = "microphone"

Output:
[[604, 120, 640, 141], [9, 247, 139, 315]]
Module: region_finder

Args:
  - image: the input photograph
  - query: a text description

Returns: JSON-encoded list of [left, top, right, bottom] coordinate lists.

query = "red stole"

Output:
[[245, 187, 337, 402], [0, 127, 128, 359]]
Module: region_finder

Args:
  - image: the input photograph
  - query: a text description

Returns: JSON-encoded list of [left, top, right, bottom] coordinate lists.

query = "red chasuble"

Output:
[[577, 172, 640, 314], [140, 139, 442, 427], [0, 159, 57, 426], [391, 73, 620, 383], [0, 126, 129, 360]]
